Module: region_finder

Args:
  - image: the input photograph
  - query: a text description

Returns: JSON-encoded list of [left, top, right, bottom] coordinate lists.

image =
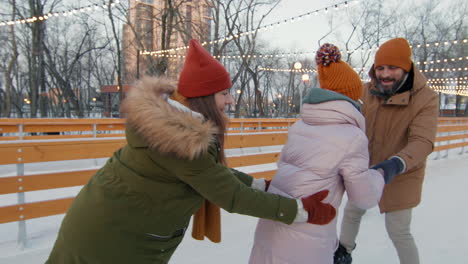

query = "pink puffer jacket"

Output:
[[249, 100, 384, 264]]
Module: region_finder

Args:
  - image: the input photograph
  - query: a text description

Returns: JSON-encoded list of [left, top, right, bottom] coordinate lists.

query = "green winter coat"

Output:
[[46, 77, 298, 264]]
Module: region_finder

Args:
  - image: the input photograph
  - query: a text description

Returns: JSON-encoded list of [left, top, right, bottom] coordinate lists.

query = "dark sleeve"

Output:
[[229, 168, 254, 186], [172, 146, 297, 225]]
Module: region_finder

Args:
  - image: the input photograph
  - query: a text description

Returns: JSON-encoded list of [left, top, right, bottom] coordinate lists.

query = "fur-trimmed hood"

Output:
[[121, 76, 218, 160]]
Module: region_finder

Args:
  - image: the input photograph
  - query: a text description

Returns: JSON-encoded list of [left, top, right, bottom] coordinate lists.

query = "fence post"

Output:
[[240, 121, 245, 155], [464, 128, 468, 154], [17, 164, 28, 249], [433, 131, 440, 160], [257, 122, 262, 152], [434, 145, 440, 160], [465, 128, 468, 153], [442, 131, 449, 159], [93, 124, 99, 167], [16, 124, 28, 249], [458, 121, 463, 155], [461, 120, 467, 154], [92, 124, 97, 138]]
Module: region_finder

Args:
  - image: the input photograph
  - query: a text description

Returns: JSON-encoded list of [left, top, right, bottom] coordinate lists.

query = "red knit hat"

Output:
[[374, 38, 412, 72], [177, 39, 232, 98], [316, 43, 363, 101]]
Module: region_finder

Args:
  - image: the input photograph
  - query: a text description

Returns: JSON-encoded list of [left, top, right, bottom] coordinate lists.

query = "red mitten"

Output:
[[301, 190, 336, 225], [265, 179, 271, 191]]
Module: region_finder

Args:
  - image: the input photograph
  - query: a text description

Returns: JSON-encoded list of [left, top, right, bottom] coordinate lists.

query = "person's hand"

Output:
[[371, 157, 405, 184], [301, 190, 336, 225], [265, 179, 271, 192]]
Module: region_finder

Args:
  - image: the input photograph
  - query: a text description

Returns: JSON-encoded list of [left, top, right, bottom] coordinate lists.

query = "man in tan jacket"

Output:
[[334, 38, 439, 264]]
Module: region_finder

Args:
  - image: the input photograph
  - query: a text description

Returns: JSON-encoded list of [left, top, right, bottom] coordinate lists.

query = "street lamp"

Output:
[[293, 62, 304, 114], [294, 62, 302, 71], [300, 74, 310, 112]]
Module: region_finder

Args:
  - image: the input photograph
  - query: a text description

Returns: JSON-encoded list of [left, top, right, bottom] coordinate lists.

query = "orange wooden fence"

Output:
[[1, 117, 466, 140], [0, 117, 467, 247], [0, 118, 297, 140]]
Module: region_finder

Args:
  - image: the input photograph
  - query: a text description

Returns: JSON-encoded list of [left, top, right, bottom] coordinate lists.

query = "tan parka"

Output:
[[362, 64, 439, 213]]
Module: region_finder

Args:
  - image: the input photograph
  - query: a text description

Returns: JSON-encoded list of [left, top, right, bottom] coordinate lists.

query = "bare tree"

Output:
[[0, 0, 465, 119], [107, 0, 123, 101], [1, 0, 19, 117], [26, 0, 51, 117], [207, 0, 281, 117], [121, 0, 203, 83], [398, 0, 467, 116]]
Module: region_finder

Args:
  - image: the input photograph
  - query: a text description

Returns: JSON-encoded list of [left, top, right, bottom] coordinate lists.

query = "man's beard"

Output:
[[376, 75, 407, 96]]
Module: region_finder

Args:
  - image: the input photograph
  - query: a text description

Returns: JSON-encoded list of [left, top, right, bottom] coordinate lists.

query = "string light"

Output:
[[428, 77, 468, 84], [0, 0, 121, 27], [431, 85, 468, 90], [258, 67, 317, 73], [139, 51, 311, 60], [254, 66, 368, 75], [143, 0, 359, 54], [423, 67, 468, 73], [431, 85, 468, 96], [411, 39, 468, 49], [416, 56, 468, 66], [141, 38, 468, 58], [246, 65, 468, 74], [141, 45, 468, 75], [248, 67, 468, 97]]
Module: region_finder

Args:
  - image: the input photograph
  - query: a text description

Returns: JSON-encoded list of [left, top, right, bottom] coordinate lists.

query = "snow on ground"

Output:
[[1, 148, 467, 264]]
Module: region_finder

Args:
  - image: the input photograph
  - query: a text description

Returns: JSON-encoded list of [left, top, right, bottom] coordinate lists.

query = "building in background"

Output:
[[121, 0, 213, 85]]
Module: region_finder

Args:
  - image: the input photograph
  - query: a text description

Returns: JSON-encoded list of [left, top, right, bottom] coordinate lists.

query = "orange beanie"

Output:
[[374, 38, 412, 72], [316, 43, 362, 101], [178, 39, 232, 98]]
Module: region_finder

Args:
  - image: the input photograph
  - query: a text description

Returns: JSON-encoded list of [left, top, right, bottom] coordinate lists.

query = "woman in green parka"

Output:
[[45, 39, 336, 264]]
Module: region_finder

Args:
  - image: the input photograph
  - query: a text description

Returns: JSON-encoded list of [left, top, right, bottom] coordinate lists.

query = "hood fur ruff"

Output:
[[121, 76, 218, 160]]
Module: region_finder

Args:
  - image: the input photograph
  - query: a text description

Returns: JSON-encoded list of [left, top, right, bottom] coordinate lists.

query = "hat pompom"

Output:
[[316, 43, 362, 101], [316, 43, 342, 67]]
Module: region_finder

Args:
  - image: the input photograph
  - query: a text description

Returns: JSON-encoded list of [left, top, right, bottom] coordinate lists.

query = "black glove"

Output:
[[371, 157, 405, 184]]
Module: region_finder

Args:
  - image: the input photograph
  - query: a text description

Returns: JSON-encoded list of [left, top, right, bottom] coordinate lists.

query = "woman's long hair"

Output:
[[188, 95, 228, 165]]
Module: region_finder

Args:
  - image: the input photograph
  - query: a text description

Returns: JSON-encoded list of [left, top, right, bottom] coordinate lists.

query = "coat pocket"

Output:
[[136, 229, 186, 262], [145, 227, 186, 241]]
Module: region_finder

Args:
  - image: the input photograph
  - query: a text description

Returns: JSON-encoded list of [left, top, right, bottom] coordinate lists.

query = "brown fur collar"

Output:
[[121, 76, 218, 160]]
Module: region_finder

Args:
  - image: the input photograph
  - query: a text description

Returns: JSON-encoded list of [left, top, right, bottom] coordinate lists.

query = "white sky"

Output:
[[257, 0, 458, 52], [258, 0, 353, 51], [0, 0, 460, 55]]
